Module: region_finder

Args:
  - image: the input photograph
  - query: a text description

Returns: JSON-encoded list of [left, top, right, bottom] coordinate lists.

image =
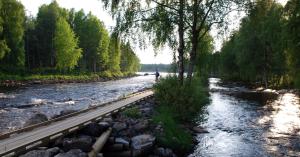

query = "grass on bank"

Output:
[[123, 106, 142, 119], [153, 75, 209, 154], [0, 70, 136, 82], [153, 106, 193, 153]]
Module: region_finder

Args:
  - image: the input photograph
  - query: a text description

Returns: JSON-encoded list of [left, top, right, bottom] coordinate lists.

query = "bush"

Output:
[[153, 106, 193, 154], [154, 75, 209, 122], [123, 107, 142, 119]]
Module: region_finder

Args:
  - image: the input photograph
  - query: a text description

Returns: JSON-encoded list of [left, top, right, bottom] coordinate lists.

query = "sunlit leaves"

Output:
[[54, 17, 82, 71]]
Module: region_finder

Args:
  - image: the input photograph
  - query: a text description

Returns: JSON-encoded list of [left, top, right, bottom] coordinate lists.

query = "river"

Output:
[[0, 73, 159, 134], [190, 78, 300, 157], [1, 76, 300, 156]]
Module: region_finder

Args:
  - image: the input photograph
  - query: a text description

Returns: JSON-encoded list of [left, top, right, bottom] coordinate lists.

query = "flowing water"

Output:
[[190, 78, 300, 157], [0, 73, 159, 134]]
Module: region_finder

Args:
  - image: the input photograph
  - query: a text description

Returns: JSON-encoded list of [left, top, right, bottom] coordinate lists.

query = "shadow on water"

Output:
[[189, 78, 300, 157]]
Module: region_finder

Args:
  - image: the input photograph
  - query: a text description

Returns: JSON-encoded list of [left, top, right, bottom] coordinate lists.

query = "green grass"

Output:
[[123, 107, 142, 119], [0, 70, 127, 82], [153, 106, 193, 154], [154, 76, 209, 122], [152, 75, 209, 154]]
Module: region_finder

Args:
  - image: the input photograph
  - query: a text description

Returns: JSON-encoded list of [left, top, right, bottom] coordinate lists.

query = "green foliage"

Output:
[[74, 12, 110, 72], [219, 0, 289, 88], [0, 1, 10, 60], [120, 42, 140, 74], [108, 33, 121, 73], [153, 106, 193, 153], [0, 0, 140, 78], [284, 0, 300, 88], [123, 107, 142, 119], [195, 32, 214, 77], [54, 17, 82, 71], [35, 1, 61, 67], [0, 0, 25, 69], [154, 76, 208, 122]]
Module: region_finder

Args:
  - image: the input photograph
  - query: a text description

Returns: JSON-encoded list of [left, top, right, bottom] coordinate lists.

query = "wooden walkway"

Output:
[[0, 90, 153, 157]]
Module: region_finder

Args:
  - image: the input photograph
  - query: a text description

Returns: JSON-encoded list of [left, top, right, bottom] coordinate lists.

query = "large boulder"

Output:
[[62, 135, 93, 152], [192, 126, 209, 134], [115, 137, 130, 147], [24, 113, 48, 126], [154, 147, 177, 157], [133, 120, 149, 132], [112, 122, 127, 132], [54, 149, 87, 157], [20, 147, 60, 157], [131, 134, 156, 150], [81, 122, 106, 137]]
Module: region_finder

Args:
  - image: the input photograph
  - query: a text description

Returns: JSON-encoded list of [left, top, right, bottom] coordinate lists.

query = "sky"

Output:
[[20, 0, 288, 64]]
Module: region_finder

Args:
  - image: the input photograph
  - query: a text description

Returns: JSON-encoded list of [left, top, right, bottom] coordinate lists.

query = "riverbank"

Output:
[[18, 96, 202, 157], [0, 72, 139, 87]]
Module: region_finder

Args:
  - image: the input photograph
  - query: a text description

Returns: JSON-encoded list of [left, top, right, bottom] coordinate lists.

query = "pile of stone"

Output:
[[19, 97, 178, 157]]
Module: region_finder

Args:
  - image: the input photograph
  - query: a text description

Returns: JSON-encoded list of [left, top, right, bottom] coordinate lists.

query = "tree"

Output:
[[120, 42, 140, 74], [186, 0, 250, 84], [35, 1, 61, 67], [54, 17, 82, 71], [0, 0, 25, 70], [218, 0, 287, 87], [0, 0, 10, 60], [285, 0, 300, 88], [73, 11, 110, 72], [24, 16, 38, 69], [108, 32, 121, 73], [102, 0, 187, 84]]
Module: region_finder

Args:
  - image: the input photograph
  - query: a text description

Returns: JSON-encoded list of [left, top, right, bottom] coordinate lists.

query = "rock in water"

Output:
[[24, 113, 48, 126], [131, 134, 156, 150], [192, 126, 209, 134], [54, 149, 87, 157], [20, 147, 60, 157], [62, 135, 93, 152]]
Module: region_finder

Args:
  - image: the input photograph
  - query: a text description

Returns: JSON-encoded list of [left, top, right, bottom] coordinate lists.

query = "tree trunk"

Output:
[[177, 0, 185, 85], [187, 0, 200, 85]]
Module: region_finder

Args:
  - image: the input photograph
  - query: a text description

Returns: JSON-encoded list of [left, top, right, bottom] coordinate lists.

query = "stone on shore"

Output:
[[20, 147, 60, 157], [62, 135, 93, 152], [131, 134, 156, 150], [54, 149, 87, 157], [81, 122, 105, 137], [112, 122, 127, 132]]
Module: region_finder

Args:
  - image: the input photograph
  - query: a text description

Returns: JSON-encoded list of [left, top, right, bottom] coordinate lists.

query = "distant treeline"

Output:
[[0, 0, 140, 76], [140, 64, 172, 72]]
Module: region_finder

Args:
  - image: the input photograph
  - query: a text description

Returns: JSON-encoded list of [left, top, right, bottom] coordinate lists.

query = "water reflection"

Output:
[[259, 93, 300, 156], [189, 78, 300, 157]]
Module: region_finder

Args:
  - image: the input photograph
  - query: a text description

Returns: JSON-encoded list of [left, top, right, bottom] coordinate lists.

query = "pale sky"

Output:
[[20, 0, 288, 64]]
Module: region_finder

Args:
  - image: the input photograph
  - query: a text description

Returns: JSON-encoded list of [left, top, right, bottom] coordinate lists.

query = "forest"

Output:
[[215, 0, 300, 89], [0, 0, 140, 79]]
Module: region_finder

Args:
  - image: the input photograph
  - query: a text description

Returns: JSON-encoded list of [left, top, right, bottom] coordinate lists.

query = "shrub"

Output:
[[153, 106, 193, 154], [123, 107, 142, 119], [154, 75, 209, 122]]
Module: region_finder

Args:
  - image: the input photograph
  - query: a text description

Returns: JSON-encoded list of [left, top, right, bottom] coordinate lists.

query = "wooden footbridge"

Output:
[[0, 90, 153, 157]]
